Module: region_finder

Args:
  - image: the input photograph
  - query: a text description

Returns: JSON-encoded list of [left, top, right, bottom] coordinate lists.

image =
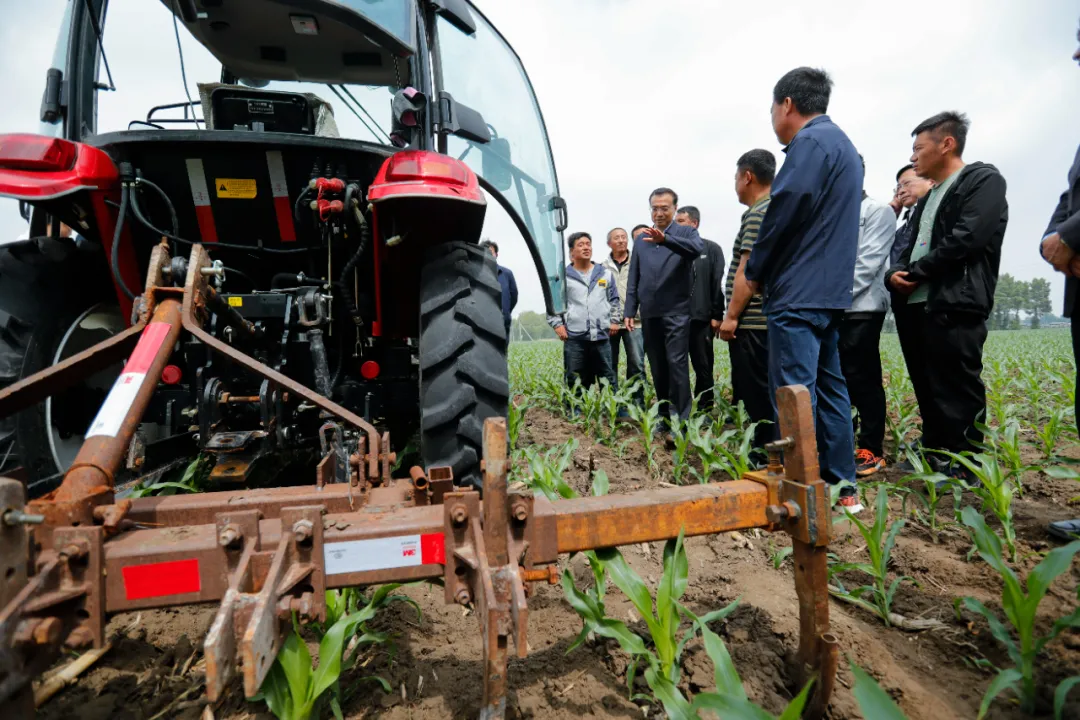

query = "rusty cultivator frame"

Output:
[[0, 243, 837, 719]]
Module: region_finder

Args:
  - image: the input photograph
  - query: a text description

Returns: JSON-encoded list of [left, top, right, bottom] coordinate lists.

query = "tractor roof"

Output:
[[162, 0, 416, 88]]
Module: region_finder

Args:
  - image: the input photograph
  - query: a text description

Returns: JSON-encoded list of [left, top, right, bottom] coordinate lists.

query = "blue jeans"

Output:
[[767, 309, 856, 484], [609, 327, 646, 406]]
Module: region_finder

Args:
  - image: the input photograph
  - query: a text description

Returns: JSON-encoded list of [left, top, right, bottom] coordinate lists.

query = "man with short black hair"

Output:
[[625, 188, 704, 427], [744, 67, 863, 510], [603, 227, 645, 409], [839, 157, 898, 477], [720, 149, 775, 453], [1038, 24, 1080, 540], [549, 232, 622, 391], [886, 112, 1008, 465], [675, 206, 726, 412], [479, 239, 518, 340]]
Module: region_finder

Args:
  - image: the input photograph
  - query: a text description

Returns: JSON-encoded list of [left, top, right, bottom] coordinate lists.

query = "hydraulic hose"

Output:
[[134, 173, 179, 236], [111, 183, 137, 301]]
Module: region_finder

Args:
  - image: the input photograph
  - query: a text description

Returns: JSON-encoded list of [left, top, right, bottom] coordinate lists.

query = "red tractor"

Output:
[[0, 0, 567, 497]]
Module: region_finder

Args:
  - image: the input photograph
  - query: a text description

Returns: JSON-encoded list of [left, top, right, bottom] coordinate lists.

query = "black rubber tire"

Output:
[[418, 242, 508, 490], [0, 237, 117, 496]]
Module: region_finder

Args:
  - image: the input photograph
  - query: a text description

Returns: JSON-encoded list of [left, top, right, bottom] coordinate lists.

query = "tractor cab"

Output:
[[0, 0, 566, 495]]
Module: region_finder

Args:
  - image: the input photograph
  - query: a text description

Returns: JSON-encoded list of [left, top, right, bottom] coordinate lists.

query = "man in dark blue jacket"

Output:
[[480, 240, 518, 340], [744, 67, 862, 510], [1037, 24, 1080, 541], [625, 188, 704, 427]]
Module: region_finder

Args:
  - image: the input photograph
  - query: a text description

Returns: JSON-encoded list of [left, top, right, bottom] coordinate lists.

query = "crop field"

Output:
[[38, 329, 1080, 720]]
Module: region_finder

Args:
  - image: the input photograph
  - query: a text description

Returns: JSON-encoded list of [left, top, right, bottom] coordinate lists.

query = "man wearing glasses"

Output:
[[624, 188, 704, 431]]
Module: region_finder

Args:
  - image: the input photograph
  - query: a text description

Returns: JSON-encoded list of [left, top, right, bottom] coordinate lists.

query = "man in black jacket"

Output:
[[676, 206, 726, 413], [1038, 26, 1080, 540], [885, 111, 1008, 463]]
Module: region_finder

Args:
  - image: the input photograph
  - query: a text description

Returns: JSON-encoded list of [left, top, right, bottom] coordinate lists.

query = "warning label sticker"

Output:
[[86, 372, 146, 438], [324, 533, 445, 576], [215, 178, 257, 199], [227, 296, 243, 307]]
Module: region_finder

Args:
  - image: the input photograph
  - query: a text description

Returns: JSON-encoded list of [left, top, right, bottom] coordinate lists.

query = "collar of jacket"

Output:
[[783, 114, 830, 153]]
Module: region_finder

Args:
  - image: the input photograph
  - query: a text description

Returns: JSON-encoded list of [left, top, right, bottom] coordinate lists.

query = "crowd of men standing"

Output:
[[537, 33, 1080, 529]]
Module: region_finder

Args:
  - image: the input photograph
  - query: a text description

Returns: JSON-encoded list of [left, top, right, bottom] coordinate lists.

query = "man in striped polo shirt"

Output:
[[719, 149, 774, 453]]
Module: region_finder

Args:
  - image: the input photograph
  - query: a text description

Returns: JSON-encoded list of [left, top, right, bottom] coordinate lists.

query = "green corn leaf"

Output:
[[885, 576, 912, 609], [368, 582, 406, 608], [698, 620, 746, 700], [1025, 541, 1080, 610], [694, 597, 742, 627], [977, 668, 1023, 720], [658, 531, 689, 624], [596, 548, 654, 622], [566, 624, 592, 654], [1043, 466, 1080, 479], [690, 693, 774, 720], [849, 662, 908, 719], [310, 609, 361, 705], [260, 661, 294, 719], [1054, 676, 1080, 720], [963, 597, 1021, 666], [777, 679, 816, 720], [278, 630, 313, 714], [644, 666, 696, 720], [1039, 604, 1080, 655], [561, 569, 604, 624], [330, 695, 344, 720], [591, 469, 610, 496], [882, 517, 906, 566], [829, 562, 878, 577]]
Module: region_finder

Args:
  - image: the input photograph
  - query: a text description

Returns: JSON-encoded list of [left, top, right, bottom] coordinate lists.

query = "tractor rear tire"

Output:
[[419, 242, 509, 490], [0, 237, 120, 497]]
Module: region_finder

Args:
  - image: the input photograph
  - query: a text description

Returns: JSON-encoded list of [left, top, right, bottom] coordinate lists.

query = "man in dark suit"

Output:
[[624, 188, 704, 428], [675, 206, 726, 413], [1038, 24, 1080, 541]]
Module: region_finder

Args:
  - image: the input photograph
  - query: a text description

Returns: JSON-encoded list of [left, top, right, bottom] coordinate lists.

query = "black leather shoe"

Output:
[[1048, 518, 1080, 541]]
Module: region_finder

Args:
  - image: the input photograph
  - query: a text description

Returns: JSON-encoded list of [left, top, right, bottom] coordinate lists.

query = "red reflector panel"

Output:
[[161, 364, 182, 385], [124, 321, 173, 375], [421, 532, 445, 565], [360, 360, 380, 380], [385, 152, 470, 186], [0, 134, 78, 171], [122, 559, 201, 601]]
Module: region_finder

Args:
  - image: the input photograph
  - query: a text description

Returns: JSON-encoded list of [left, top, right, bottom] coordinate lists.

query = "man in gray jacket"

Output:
[[839, 159, 897, 477], [549, 232, 623, 391]]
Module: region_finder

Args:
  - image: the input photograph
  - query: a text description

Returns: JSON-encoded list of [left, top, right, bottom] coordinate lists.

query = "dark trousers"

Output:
[[838, 313, 887, 457], [642, 315, 691, 424], [609, 327, 646, 406], [895, 304, 987, 453], [729, 327, 775, 449], [1074, 319, 1080, 435], [564, 336, 616, 390], [767, 309, 856, 484], [689, 320, 716, 411]]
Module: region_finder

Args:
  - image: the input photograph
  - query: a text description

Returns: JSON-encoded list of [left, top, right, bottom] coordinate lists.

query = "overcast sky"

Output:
[[1, 0, 1078, 316]]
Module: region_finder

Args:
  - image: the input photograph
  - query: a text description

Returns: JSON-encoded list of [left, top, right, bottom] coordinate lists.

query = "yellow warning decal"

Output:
[[227, 296, 243, 307], [215, 178, 257, 199]]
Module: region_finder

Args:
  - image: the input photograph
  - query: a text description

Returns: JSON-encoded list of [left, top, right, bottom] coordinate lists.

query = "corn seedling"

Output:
[[1035, 406, 1070, 461], [628, 401, 663, 475], [563, 529, 741, 717], [768, 540, 793, 570], [507, 398, 531, 450], [258, 583, 420, 720], [939, 450, 1019, 561], [521, 439, 578, 500], [975, 419, 1035, 496], [896, 448, 954, 544], [960, 506, 1080, 719], [828, 488, 910, 628], [670, 416, 703, 485], [713, 422, 766, 481], [129, 455, 210, 497], [885, 385, 920, 460]]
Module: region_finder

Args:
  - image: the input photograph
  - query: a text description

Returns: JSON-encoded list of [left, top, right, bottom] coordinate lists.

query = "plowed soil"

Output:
[[36, 407, 1080, 720]]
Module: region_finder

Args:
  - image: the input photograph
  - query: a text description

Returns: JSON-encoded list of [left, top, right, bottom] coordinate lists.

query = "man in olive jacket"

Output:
[[885, 111, 1008, 464]]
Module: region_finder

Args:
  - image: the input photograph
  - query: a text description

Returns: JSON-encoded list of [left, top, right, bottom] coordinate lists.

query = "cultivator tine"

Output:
[[774, 385, 836, 718]]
